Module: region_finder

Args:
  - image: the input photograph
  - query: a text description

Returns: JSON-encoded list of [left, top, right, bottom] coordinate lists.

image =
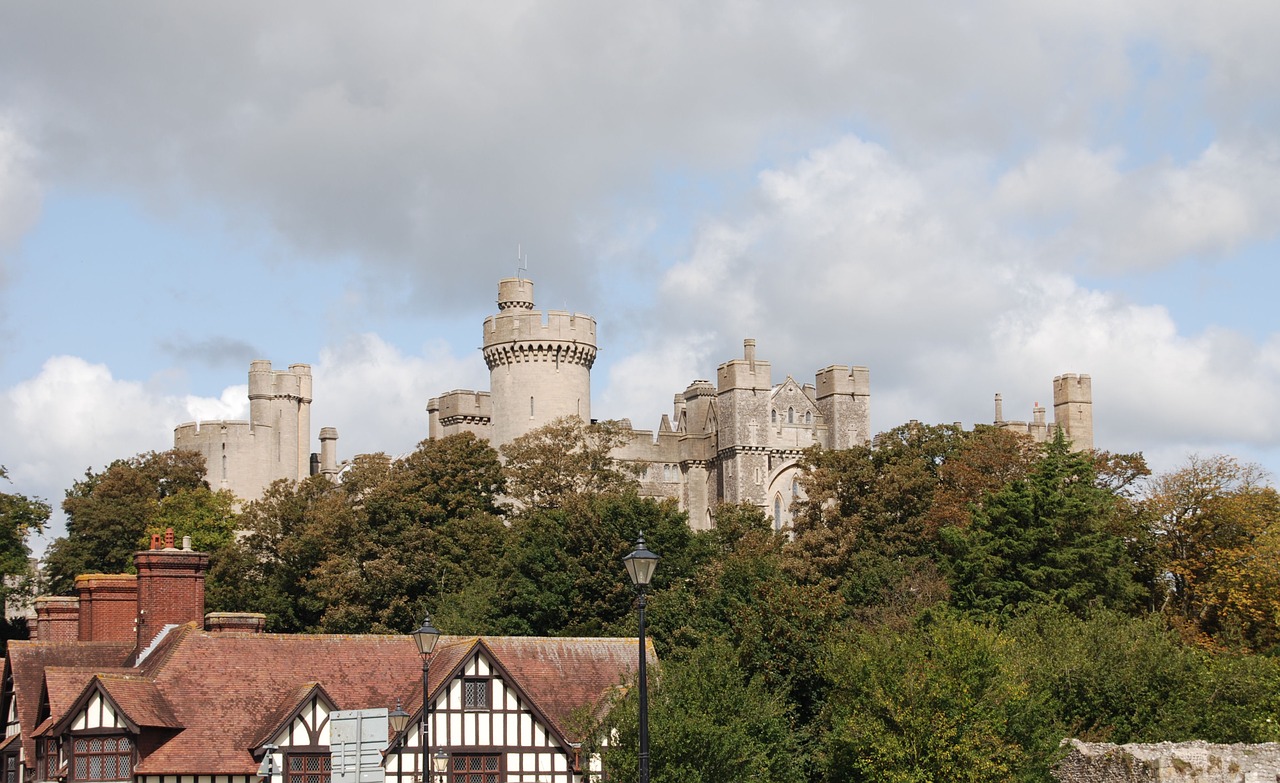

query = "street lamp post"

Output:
[[412, 613, 442, 783], [622, 533, 659, 783]]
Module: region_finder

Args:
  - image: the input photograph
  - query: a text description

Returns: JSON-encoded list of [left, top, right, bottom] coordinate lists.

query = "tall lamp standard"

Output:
[[622, 534, 659, 783], [412, 613, 442, 782]]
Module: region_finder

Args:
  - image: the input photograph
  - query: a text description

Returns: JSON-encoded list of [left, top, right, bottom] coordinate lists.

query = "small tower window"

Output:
[[774, 494, 783, 530], [771, 409, 777, 424], [805, 411, 811, 424], [530, 396, 535, 418]]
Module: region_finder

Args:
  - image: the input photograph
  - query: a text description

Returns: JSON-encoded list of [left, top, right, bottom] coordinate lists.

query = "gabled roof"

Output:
[[135, 629, 427, 775], [18, 629, 645, 776], [50, 673, 182, 735], [392, 636, 647, 747], [250, 682, 335, 749], [4, 640, 133, 764], [484, 636, 650, 743]]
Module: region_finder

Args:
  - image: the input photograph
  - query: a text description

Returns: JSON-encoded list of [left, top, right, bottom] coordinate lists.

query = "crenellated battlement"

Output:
[[483, 310, 597, 353], [1053, 373, 1092, 404], [815, 365, 871, 399]]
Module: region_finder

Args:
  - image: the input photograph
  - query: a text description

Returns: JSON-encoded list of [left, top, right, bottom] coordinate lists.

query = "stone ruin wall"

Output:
[[1053, 740, 1280, 782]]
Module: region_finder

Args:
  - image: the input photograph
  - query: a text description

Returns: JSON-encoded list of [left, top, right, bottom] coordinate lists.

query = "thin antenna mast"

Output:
[[516, 244, 528, 280]]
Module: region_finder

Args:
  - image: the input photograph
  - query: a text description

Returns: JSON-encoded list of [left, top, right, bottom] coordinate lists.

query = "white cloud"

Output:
[[615, 132, 1280, 477], [0, 356, 240, 544], [5, 1, 1280, 310], [995, 140, 1280, 271], [310, 333, 488, 462]]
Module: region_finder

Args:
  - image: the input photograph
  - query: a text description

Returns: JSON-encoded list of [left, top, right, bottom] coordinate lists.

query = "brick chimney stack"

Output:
[[75, 574, 138, 642], [34, 595, 81, 642], [134, 528, 210, 651]]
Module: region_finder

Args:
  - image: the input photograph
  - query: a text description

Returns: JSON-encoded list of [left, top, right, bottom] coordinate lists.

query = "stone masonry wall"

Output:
[[1053, 739, 1280, 782]]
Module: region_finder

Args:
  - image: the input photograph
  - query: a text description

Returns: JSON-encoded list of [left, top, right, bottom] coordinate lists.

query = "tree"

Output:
[[789, 423, 966, 608], [820, 612, 1047, 783], [501, 417, 641, 509], [493, 491, 698, 637], [1145, 455, 1280, 651], [940, 432, 1145, 617], [1007, 604, 1280, 746], [650, 503, 843, 728], [600, 642, 805, 783], [205, 475, 343, 632], [44, 449, 212, 593], [0, 466, 49, 607], [307, 436, 507, 634]]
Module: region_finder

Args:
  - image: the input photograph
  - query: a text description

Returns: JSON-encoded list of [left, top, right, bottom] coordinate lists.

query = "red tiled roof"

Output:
[[95, 674, 183, 730], [13, 629, 645, 776], [135, 629, 429, 775], [5, 640, 133, 763], [249, 682, 331, 749], [483, 636, 651, 743]]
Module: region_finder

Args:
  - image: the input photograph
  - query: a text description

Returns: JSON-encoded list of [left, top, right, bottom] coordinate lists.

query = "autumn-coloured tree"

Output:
[[1146, 455, 1280, 650]]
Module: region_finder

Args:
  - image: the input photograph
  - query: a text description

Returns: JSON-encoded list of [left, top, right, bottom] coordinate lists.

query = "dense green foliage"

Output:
[[0, 465, 49, 608], [38, 420, 1280, 782]]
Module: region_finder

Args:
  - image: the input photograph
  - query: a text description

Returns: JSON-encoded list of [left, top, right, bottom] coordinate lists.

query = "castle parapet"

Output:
[[428, 390, 493, 440], [482, 310, 598, 369], [718, 339, 772, 392], [815, 365, 871, 399]]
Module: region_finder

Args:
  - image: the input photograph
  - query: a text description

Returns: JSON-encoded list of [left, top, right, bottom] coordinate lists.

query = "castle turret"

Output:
[[814, 364, 871, 450], [318, 427, 340, 479], [716, 339, 774, 505], [175, 360, 326, 502], [483, 277, 597, 446], [1053, 373, 1094, 451]]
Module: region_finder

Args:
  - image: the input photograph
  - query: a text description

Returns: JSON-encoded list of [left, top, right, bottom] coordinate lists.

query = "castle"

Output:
[[175, 276, 1093, 527], [174, 360, 341, 501], [426, 276, 1092, 530]]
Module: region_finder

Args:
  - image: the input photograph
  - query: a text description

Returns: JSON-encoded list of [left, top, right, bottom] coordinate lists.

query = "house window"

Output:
[[37, 738, 59, 782], [71, 736, 133, 781], [771, 409, 777, 423], [805, 411, 811, 424], [452, 754, 501, 783], [788, 407, 795, 424], [5, 753, 17, 783], [464, 678, 491, 710], [287, 753, 331, 783]]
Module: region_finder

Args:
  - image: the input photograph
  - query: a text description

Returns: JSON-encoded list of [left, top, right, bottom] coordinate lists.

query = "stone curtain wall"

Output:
[[1053, 739, 1280, 782]]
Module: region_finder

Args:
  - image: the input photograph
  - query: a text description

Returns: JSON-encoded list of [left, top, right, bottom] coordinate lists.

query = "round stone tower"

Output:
[[483, 277, 597, 446]]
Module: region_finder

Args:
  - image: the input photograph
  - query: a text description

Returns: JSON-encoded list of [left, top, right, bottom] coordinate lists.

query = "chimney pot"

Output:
[[164, 528, 175, 549]]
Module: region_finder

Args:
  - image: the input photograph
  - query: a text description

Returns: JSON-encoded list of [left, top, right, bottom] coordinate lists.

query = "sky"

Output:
[[3, 2, 1280, 551]]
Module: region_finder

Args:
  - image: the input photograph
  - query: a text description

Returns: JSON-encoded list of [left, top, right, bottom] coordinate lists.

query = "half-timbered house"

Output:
[[0, 532, 647, 783]]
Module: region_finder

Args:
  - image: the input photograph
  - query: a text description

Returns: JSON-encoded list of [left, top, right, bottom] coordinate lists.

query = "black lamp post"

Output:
[[622, 533, 659, 783], [412, 613, 442, 783], [389, 699, 409, 778]]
